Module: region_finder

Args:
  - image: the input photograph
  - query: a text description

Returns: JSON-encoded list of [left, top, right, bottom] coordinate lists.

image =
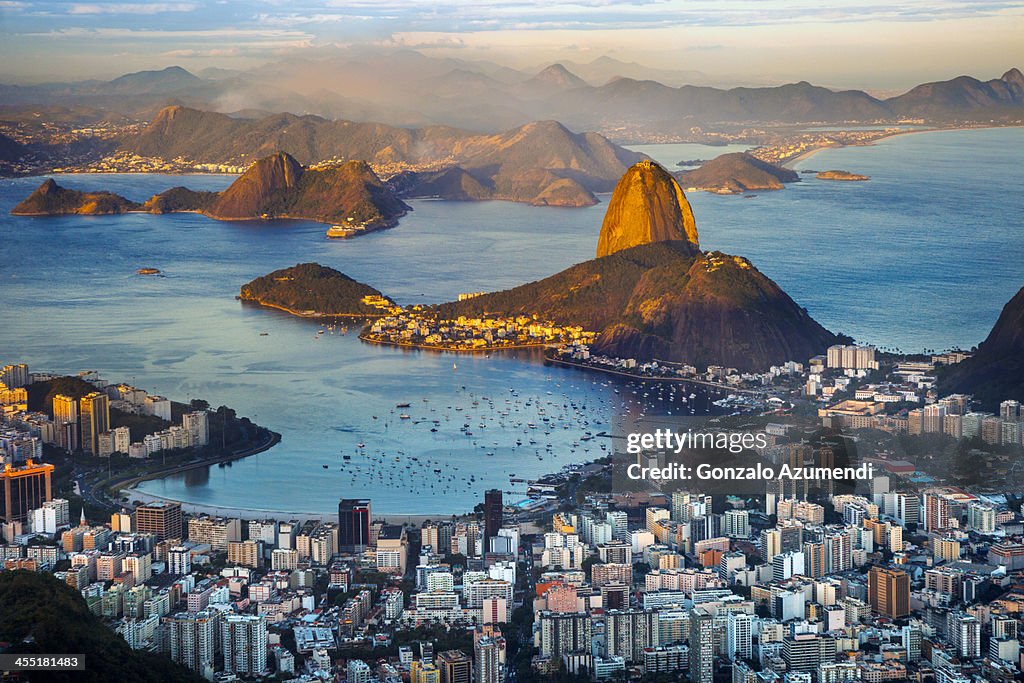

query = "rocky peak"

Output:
[[596, 159, 699, 258]]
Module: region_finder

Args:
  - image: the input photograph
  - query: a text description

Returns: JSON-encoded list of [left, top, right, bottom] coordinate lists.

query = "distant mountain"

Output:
[[0, 570, 205, 683], [940, 286, 1024, 409], [102, 66, 202, 95], [525, 64, 590, 91], [676, 153, 799, 193], [887, 68, 1024, 118], [12, 152, 410, 228], [597, 160, 698, 258], [543, 78, 893, 130], [240, 263, 392, 317], [120, 106, 646, 207], [11, 178, 139, 215]]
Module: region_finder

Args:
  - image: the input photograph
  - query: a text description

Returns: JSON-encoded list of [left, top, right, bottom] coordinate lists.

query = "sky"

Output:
[[1, 1, 1023, 89]]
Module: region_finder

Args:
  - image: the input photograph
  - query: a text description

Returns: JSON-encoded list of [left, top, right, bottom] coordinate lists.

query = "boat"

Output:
[[399, 414, 411, 419], [259, 332, 269, 336], [396, 403, 411, 408]]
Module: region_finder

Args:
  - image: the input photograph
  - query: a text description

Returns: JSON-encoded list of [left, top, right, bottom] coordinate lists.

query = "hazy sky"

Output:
[[2, 1, 1023, 88]]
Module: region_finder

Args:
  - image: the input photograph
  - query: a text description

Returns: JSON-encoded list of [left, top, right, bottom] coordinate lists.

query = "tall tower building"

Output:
[[689, 607, 714, 683], [1, 460, 54, 524], [52, 394, 80, 451], [484, 489, 503, 542], [79, 392, 109, 456], [338, 499, 371, 552], [475, 637, 501, 683], [868, 566, 910, 618], [222, 614, 267, 675]]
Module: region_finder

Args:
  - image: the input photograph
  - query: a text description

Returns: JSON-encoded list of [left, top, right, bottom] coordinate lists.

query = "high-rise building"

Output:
[[52, 394, 79, 451], [437, 649, 472, 683], [537, 611, 592, 659], [723, 509, 750, 538], [168, 545, 191, 575], [166, 611, 217, 676], [338, 499, 371, 552], [227, 539, 264, 568], [475, 636, 501, 683], [222, 614, 267, 675], [484, 489, 503, 542], [689, 607, 714, 683], [868, 567, 910, 618], [79, 392, 109, 456], [1, 460, 54, 524], [605, 609, 658, 663], [135, 502, 182, 541], [182, 411, 210, 447], [726, 611, 753, 661], [947, 612, 981, 659]]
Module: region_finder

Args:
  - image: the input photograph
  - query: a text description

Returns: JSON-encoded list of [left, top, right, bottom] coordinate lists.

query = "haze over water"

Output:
[[1, 128, 1021, 514]]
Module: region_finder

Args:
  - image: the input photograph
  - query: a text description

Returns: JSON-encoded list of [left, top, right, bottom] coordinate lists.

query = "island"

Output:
[[11, 178, 139, 215], [816, 169, 870, 181], [11, 151, 411, 235], [238, 263, 398, 318], [675, 152, 799, 194], [136, 267, 161, 275]]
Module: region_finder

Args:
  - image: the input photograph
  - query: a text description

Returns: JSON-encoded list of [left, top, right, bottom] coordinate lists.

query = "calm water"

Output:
[[1, 127, 1021, 513]]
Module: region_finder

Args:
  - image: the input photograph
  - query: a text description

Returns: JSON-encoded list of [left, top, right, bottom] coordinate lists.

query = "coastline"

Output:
[[780, 124, 1022, 168], [358, 332, 557, 354], [239, 297, 390, 319], [544, 354, 759, 395]]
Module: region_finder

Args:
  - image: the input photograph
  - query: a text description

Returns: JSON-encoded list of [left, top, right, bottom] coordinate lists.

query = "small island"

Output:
[[136, 267, 161, 275], [676, 152, 799, 194], [238, 263, 398, 318], [817, 169, 870, 181]]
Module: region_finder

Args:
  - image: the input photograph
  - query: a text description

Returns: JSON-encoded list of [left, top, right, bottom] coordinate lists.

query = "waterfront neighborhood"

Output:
[[3, 340, 1024, 682]]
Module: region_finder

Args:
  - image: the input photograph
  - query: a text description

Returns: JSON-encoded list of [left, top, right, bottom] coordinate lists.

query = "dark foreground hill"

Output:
[[0, 570, 204, 683], [941, 286, 1024, 409]]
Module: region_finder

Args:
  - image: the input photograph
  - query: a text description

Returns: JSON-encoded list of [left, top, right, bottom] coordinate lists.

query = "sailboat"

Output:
[[453, 362, 457, 371]]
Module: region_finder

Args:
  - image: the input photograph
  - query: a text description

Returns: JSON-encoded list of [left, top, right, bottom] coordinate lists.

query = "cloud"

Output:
[[68, 2, 198, 14]]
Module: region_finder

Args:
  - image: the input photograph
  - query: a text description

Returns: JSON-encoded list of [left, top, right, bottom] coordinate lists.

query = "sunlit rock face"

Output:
[[596, 160, 699, 259]]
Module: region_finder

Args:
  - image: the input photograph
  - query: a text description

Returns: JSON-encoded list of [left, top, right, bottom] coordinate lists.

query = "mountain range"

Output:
[[2, 51, 1022, 135], [120, 106, 645, 207]]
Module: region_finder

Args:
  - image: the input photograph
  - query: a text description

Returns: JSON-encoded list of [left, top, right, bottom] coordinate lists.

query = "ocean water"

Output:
[[1, 127, 1021, 513]]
